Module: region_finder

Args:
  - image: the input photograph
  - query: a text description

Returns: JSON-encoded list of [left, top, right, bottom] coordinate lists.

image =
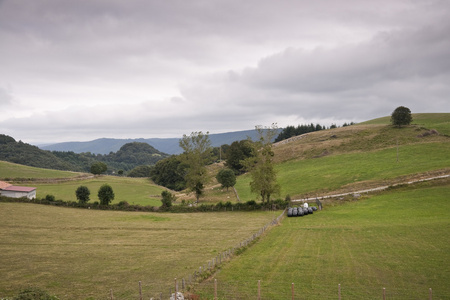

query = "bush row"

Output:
[[0, 196, 288, 213]]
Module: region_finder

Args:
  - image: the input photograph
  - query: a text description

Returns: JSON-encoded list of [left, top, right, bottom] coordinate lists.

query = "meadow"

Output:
[[195, 179, 450, 299], [0, 161, 84, 179], [234, 142, 450, 202], [0, 203, 280, 299]]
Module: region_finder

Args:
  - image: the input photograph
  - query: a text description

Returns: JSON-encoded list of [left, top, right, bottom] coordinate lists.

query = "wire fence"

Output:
[[187, 280, 442, 300], [110, 280, 444, 300]]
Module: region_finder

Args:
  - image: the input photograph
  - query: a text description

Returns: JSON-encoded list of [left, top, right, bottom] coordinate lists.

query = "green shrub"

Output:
[[13, 287, 59, 300], [45, 195, 55, 202]]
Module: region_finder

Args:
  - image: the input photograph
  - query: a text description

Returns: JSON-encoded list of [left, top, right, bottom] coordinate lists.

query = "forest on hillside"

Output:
[[0, 134, 169, 174]]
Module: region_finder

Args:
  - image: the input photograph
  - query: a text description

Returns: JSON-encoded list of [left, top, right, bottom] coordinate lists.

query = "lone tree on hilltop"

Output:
[[75, 185, 90, 203], [391, 106, 412, 127], [98, 184, 115, 205]]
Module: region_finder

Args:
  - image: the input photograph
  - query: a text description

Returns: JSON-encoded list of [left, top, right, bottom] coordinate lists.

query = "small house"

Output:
[[0, 181, 36, 199]]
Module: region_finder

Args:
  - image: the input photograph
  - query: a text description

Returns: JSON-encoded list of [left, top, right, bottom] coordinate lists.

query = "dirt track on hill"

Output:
[[292, 172, 450, 203]]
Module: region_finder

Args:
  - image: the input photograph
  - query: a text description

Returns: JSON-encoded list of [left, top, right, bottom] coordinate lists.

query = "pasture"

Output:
[[195, 179, 450, 299], [0, 204, 279, 299], [235, 141, 450, 202]]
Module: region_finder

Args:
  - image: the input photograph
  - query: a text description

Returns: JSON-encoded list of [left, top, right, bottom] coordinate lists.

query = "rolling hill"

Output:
[[38, 129, 281, 155], [0, 113, 449, 299]]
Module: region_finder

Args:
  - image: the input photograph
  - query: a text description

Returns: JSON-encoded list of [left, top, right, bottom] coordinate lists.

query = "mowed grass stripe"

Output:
[[0, 203, 279, 299], [203, 181, 450, 299]]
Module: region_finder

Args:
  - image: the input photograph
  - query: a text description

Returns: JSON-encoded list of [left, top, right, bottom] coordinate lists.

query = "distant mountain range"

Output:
[[39, 129, 276, 155]]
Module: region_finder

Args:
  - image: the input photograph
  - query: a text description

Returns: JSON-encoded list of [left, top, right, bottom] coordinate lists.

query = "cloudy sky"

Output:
[[1, 0, 449, 145]]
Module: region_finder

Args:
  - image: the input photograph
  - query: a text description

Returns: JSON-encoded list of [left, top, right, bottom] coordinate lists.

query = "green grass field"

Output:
[[0, 204, 279, 299], [195, 179, 450, 299], [33, 176, 165, 206], [235, 142, 450, 202], [0, 161, 84, 179]]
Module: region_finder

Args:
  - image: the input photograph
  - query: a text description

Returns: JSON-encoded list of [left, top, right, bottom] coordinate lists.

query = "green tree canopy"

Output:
[[244, 124, 281, 203], [97, 184, 115, 205], [160, 190, 176, 209], [75, 185, 90, 203], [216, 168, 236, 191], [149, 156, 186, 190], [90, 161, 107, 175], [179, 131, 212, 203], [391, 106, 413, 127], [225, 140, 255, 174]]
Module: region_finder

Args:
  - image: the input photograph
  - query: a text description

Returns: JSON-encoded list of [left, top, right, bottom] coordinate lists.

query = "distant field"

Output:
[[34, 176, 165, 206], [196, 180, 450, 299], [236, 142, 450, 201], [0, 160, 83, 179], [0, 204, 279, 299]]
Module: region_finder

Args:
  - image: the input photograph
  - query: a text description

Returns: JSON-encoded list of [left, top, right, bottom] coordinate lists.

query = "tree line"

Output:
[[274, 122, 355, 142]]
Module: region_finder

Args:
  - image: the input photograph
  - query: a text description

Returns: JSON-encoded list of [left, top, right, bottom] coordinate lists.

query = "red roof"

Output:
[[3, 186, 36, 192]]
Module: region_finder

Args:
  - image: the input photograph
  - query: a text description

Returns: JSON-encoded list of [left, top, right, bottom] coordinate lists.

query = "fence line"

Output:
[[112, 280, 439, 299], [178, 209, 286, 290]]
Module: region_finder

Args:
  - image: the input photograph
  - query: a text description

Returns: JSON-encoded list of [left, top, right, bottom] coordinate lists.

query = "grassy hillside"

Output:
[[0, 160, 85, 179], [0, 203, 279, 299], [360, 113, 450, 135], [195, 179, 450, 299], [0, 161, 165, 206], [230, 116, 450, 202], [34, 176, 165, 206]]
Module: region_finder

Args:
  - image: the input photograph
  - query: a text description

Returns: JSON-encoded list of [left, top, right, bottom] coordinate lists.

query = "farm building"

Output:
[[0, 181, 36, 199]]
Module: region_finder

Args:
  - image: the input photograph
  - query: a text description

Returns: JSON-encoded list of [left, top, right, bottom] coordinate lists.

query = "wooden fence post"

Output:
[[291, 283, 294, 300], [338, 284, 341, 300], [383, 287, 386, 300], [139, 281, 142, 300], [429, 287, 432, 300], [214, 279, 217, 300], [110, 289, 114, 300], [257, 280, 261, 300], [175, 278, 178, 298]]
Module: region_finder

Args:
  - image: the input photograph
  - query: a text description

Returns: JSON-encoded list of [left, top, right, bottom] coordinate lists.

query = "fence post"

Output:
[[383, 287, 386, 300], [110, 289, 114, 300], [429, 287, 432, 300], [175, 278, 178, 298], [291, 283, 294, 300], [214, 279, 218, 300], [139, 281, 142, 300], [257, 280, 261, 300], [338, 284, 341, 300]]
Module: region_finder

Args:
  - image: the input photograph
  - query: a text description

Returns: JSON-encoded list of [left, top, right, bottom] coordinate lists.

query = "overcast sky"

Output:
[[1, 0, 449, 145]]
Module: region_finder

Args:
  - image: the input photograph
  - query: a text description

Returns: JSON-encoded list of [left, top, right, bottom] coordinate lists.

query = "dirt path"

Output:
[[292, 174, 449, 203]]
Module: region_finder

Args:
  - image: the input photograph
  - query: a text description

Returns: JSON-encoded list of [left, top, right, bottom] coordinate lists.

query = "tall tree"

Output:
[[244, 124, 281, 202], [75, 185, 90, 203], [98, 184, 115, 205], [179, 131, 212, 203], [391, 106, 413, 127]]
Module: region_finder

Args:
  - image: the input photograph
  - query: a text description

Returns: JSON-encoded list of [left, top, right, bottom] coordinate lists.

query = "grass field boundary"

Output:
[[161, 209, 287, 297]]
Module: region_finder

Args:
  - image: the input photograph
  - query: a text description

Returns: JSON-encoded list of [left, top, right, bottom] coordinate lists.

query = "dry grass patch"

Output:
[[0, 203, 279, 299]]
